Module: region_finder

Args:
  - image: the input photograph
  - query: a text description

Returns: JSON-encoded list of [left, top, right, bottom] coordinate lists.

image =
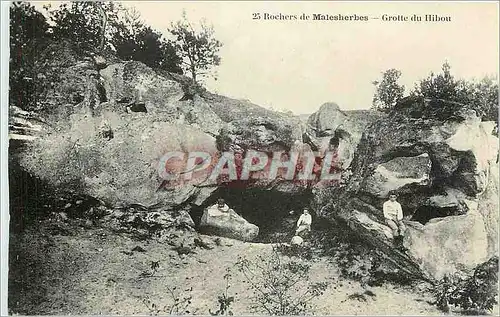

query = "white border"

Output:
[[0, 1, 10, 315]]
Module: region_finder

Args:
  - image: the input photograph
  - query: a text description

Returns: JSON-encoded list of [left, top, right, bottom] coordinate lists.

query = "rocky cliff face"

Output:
[[319, 99, 499, 280], [10, 41, 315, 225]]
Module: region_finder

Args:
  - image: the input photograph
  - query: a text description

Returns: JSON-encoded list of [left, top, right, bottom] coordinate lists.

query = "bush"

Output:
[[142, 285, 195, 315], [236, 246, 328, 315], [410, 62, 498, 122], [433, 256, 498, 314], [373, 62, 498, 122], [210, 268, 235, 316]]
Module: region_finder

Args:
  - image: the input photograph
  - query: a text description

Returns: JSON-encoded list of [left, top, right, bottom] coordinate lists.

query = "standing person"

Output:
[[383, 192, 406, 249], [295, 209, 312, 237]]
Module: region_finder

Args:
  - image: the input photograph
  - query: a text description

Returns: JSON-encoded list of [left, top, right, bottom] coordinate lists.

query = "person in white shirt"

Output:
[[295, 209, 312, 236], [214, 198, 231, 212], [383, 192, 406, 248], [207, 198, 234, 217]]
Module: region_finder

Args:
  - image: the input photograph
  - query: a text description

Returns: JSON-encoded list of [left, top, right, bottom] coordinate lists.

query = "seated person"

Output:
[[383, 192, 406, 249], [295, 209, 312, 237], [208, 198, 231, 214]]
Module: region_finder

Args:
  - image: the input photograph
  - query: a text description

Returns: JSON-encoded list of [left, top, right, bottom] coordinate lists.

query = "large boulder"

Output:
[[19, 107, 219, 208], [307, 102, 347, 134], [331, 199, 434, 281], [347, 100, 498, 219], [99, 61, 184, 115], [305, 103, 385, 170], [12, 43, 307, 228], [404, 200, 489, 279], [199, 206, 259, 241], [215, 112, 308, 194]]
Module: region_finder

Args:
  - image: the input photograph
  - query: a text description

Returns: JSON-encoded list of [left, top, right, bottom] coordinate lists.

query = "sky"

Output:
[[32, 1, 499, 114]]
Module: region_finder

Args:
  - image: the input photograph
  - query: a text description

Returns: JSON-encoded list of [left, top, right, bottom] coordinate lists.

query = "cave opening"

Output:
[[190, 184, 313, 243], [410, 204, 466, 225]]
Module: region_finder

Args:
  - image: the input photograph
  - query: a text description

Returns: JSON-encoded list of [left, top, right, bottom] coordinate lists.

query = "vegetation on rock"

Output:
[[372, 62, 498, 122], [372, 68, 405, 112], [169, 11, 223, 84]]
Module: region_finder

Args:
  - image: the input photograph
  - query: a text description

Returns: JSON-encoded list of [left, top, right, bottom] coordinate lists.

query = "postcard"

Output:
[[2, 1, 499, 315]]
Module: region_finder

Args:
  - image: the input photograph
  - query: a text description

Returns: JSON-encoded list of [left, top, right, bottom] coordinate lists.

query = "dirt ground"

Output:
[[7, 219, 492, 316]]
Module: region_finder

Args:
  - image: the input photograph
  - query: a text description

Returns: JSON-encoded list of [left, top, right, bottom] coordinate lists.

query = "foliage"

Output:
[[372, 68, 405, 112], [10, 2, 49, 56], [169, 12, 223, 83], [142, 286, 194, 315], [236, 246, 328, 315], [111, 6, 182, 73], [433, 256, 498, 314], [457, 76, 498, 122], [411, 62, 460, 101], [409, 62, 498, 122], [47, 1, 119, 53], [45, 2, 183, 72], [373, 62, 498, 122], [210, 268, 235, 316], [9, 2, 50, 109]]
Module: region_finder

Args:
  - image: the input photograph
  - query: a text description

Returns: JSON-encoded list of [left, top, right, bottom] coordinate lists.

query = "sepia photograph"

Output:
[[2, 1, 499, 315]]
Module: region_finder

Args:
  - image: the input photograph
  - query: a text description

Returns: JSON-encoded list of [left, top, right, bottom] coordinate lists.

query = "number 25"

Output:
[[252, 13, 261, 20]]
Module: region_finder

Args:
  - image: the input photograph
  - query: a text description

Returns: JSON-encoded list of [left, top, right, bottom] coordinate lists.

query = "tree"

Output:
[[9, 2, 50, 109], [114, 22, 182, 73], [464, 76, 498, 122], [411, 62, 461, 101], [372, 68, 405, 112], [10, 2, 49, 57], [48, 3, 183, 73], [410, 62, 498, 122], [169, 13, 222, 84], [47, 1, 119, 53]]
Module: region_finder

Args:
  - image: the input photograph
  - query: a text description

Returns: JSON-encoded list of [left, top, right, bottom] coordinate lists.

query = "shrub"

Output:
[[210, 268, 235, 316], [410, 62, 498, 122], [236, 246, 328, 315], [142, 285, 194, 315], [433, 256, 498, 314], [373, 62, 498, 122]]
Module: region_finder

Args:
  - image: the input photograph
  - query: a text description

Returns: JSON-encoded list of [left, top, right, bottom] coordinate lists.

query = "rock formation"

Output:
[[9, 41, 313, 239], [319, 98, 499, 280], [10, 40, 498, 282], [199, 206, 259, 241]]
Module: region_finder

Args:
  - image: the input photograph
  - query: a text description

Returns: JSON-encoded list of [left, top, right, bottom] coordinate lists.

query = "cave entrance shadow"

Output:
[[411, 205, 466, 225], [191, 184, 313, 243]]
